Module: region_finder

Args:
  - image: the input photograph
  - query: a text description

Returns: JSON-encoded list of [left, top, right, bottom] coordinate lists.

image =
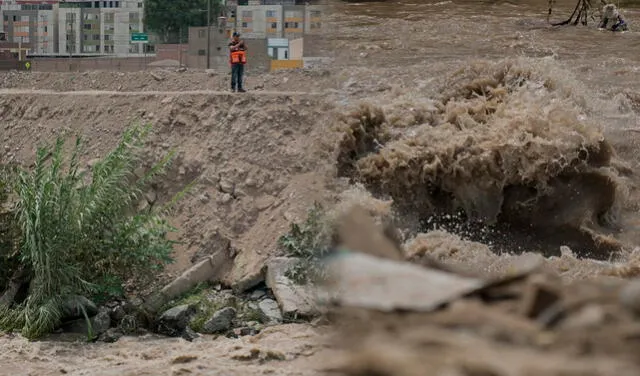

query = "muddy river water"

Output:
[[326, 0, 640, 258]]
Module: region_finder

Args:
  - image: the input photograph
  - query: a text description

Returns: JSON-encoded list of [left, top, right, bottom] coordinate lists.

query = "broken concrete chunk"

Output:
[[325, 252, 485, 312], [266, 257, 322, 318]]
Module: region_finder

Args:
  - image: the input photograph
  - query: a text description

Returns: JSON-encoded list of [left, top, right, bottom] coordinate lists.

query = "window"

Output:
[[270, 22, 277, 29], [44, 26, 48, 33], [93, 34, 100, 40], [84, 34, 89, 40], [198, 49, 205, 56], [198, 29, 205, 38], [241, 22, 248, 28], [129, 12, 139, 22], [105, 24, 114, 31], [310, 10, 321, 18], [241, 10, 252, 18], [266, 10, 276, 18], [104, 13, 114, 22], [104, 34, 110, 40], [285, 22, 299, 29], [138, 2, 142, 7]]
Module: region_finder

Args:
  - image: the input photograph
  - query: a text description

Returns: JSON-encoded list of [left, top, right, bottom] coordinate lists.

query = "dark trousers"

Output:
[[231, 64, 244, 90]]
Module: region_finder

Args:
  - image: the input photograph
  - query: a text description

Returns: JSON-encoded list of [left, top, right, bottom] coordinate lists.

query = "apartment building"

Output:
[[1, 0, 144, 56], [229, 1, 324, 40], [1, 0, 58, 54], [57, 0, 144, 55]]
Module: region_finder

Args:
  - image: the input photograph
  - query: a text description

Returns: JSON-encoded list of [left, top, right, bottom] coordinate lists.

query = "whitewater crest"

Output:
[[335, 58, 635, 258]]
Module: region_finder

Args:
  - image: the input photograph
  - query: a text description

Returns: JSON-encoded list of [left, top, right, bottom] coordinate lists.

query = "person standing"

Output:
[[229, 32, 247, 92]]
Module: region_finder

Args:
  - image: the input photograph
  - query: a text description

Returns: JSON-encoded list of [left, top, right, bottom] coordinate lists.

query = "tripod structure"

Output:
[[547, 0, 606, 26]]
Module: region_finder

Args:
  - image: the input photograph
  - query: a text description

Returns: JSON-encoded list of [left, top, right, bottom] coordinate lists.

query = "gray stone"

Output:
[[62, 295, 98, 321], [202, 307, 236, 334], [250, 289, 266, 300], [265, 257, 320, 319], [258, 298, 283, 324], [62, 308, 111, 337], [156, 304, 197, 337], [182, 327, 200, 341], [100, 328, 124, 343]]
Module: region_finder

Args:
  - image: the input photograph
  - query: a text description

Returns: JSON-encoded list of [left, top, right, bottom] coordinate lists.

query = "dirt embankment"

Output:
[[0, 86, 342, 293], [0, 69, 337, 94]]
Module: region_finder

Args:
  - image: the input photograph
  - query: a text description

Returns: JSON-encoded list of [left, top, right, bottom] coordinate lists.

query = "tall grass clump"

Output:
[[0, 123, 179, 339]]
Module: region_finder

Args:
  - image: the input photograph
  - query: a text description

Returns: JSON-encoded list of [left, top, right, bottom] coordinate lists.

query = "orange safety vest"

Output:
[[230, 50, 247, 65]]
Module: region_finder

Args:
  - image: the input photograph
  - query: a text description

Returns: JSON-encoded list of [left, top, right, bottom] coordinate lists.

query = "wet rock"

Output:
[[109, 303, 126, 323], [235, 327, 260, 337], [99, 328, 124, 343], [265, 257, 321, 319], [62, 308, 111, 337], [258, 298, 283, 324], [181, 327, 200, 342], [62, 295, 98, 321], [156, 304, 197, 337], [202, 307, 236, 334]]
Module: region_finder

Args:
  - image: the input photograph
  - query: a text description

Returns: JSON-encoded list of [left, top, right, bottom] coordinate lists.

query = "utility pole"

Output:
[[206, 0, 211, 69]]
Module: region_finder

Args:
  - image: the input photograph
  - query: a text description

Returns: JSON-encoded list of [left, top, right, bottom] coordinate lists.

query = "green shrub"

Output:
[[0, 123, 180, 339], [277, 203, 332, 285]]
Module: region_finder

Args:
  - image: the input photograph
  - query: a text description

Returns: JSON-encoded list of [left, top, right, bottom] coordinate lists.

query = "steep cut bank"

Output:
[[0, 90, 339, 292], [335, 58, 639, 259]]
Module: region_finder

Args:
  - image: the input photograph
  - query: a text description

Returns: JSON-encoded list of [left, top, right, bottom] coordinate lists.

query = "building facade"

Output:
[[231, 3, 323, 40], [1, 0, 144, 56]]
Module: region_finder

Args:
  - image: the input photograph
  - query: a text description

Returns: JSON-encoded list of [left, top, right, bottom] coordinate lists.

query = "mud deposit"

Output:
[[3, 0, 640, 375]]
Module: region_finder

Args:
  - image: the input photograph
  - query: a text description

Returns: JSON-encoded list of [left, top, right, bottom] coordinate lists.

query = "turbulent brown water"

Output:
[[328, 0, 640, 259]]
